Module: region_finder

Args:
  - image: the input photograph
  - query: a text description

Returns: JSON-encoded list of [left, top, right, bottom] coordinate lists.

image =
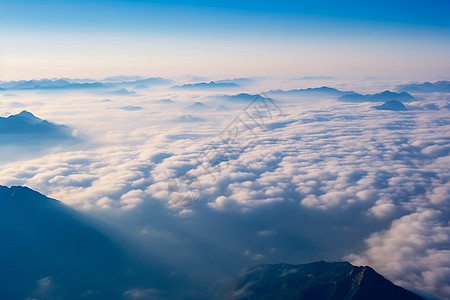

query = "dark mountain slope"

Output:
[[0, 185, 174, 300], [228, 261, 424, 300], [0, 111, 75, 144]]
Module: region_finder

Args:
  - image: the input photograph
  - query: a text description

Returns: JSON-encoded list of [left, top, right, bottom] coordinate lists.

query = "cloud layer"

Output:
[[1, 79, 449, 298]]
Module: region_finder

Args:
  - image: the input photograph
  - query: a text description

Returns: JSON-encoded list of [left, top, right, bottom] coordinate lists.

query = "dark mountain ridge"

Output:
[[217, 93, 274, 103], [0, 77, 172, 90], [267, 86, 351, 98], [0, 110, 75, 144], [0, 185, 177, 300], [396, 80, 450, 93], [0, 79, 105, 90], [228, 261, 424, 300], [338, 90, 414, 102]]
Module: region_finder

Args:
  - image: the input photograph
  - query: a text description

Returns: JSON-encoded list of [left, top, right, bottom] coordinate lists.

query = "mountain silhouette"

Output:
[[187, 102, 207, 109], [397, 81, 450, 93], [0, 77, 172, 90], [338, 90, 414, 102], [267, 86, 350, 98], [227, 261, 424, 300], [0, 185, 178, 300], [219, 93, 273, 103], [374, 100, 406, 111], [0, 110, 76, 145], [0, 79, 105, 90]]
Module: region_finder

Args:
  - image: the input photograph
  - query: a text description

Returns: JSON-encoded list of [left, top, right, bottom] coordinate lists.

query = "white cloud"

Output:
[[257, 230, 277, 237], [347, 209, 450, 299], [123, 288, 160, 299], [1, 80, 449, 298], [120, 189, 146, 210], [29, 277, 59, 300], [368, 198, 399, 219]]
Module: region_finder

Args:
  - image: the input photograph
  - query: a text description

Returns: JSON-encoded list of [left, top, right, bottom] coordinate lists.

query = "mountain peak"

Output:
[[0, 111, 75, 144], [228, 261, 424, 300], [396, 80, 450, 93], [338, 90, 414, 102], [17, 110, 40, 120], [18, 110, 34, 116], [374, 100, 406, 111], [0, 185, 176, 299], [0, 185, 59, 208]]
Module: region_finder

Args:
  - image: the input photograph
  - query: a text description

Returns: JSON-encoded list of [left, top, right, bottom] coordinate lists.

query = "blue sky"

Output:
[[3, 0, 450, 28], [1, 0, 449, 80]]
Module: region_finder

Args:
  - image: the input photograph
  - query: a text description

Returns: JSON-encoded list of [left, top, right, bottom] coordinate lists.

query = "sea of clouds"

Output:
[[0, 77, 449, 299]]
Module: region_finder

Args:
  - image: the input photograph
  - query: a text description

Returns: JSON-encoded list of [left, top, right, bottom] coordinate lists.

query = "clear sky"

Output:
[[1, 0, 449, 80]]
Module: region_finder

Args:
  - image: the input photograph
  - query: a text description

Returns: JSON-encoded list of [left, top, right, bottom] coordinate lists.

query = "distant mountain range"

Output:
[[106, 88, 137, 96], [0, 79, 106, 90], [172, 81, 239, 90], [227, 261, 424, 300], [338, 90, 414, 102], [0, 111, 75, 144], [215, 78, 253, 86], [267, 86, 351, 98], [396, 80, 450, 93], [120, 77, 173, 87], [218, 93, 273, 103], [0, 77, 172, 90], [4, 78, 445, 97]]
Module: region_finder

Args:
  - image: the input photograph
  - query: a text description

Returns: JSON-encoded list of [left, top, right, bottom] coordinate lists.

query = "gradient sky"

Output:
[[1, 0, 449, 80]]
